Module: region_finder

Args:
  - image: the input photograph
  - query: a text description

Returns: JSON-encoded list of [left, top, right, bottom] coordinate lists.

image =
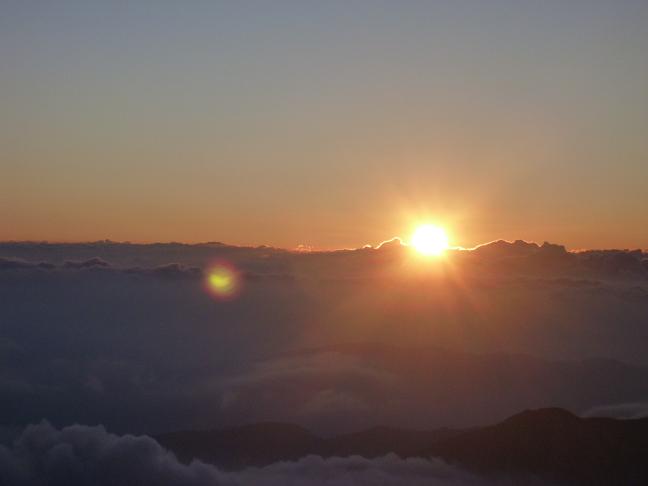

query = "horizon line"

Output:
[[1, 238, 646, 254]]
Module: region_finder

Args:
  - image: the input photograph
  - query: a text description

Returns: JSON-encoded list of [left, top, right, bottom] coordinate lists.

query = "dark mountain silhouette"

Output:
[[157, 408, 648, 485], [156, 422, 320, 469], [156, 422, 460, 469], [324, 425, 461, 459], [427, 408, 648, 485]]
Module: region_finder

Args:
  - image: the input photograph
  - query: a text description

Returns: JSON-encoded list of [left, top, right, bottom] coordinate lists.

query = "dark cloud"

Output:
[[1, 240, 647, 281], [0, 258, 34, 270], [216, 346, 648, 433], [0, 257, 55, 271], [1, 241, 648, 435], [0, 421, 230, 486], [582, 401, 648, 419], [235, 454, 509, 486], [0, 241, 291, 271], [579, 249, 647, 277], [124, 263, 204, 280], [0, 422, 512, 486], [63, 257, 111, 269]]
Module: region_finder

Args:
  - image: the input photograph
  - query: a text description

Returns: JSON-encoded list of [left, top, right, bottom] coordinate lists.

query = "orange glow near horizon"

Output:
[[410, 225, 450, 256]]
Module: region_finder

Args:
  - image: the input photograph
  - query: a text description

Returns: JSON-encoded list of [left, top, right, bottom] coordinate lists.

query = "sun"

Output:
[[411, 224, 450, 256]]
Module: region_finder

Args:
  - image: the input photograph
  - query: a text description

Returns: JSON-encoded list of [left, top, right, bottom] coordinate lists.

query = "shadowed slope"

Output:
[[428, 408, 648, 485], [157, 408, 648, 484]]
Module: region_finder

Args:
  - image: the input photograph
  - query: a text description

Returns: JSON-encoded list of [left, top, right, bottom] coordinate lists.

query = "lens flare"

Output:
[[205, 263, 240, 299], [411, 224, 450, 256]]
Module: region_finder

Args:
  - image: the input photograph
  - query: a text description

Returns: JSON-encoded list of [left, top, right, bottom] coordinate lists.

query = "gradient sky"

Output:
[[1, 0, 647, 249]]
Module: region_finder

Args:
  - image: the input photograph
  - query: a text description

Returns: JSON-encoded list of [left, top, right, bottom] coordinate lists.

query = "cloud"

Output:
[[1, 241, 648, 435], [125, 263, 204, 280], [215, 346, 648, 433], [0, 256, 294, 284], [375, 237, 404, 250], [0, 421, 230, 486], [0, 257, 34, 270], [582, 401, 648, 419], [580, 249, 647, 277], [0, 257, 55, 270], [1, 240, 646, 281], [0, 422, 517, 486], [63, 257, 111, 269], [235, 454, 502, 486]]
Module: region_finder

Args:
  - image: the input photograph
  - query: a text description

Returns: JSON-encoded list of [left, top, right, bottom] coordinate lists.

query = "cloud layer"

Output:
[[0, 422, 519, 486], [1, 240, 648, 435]]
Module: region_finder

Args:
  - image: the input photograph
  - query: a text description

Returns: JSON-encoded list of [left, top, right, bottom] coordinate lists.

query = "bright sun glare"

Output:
[[411, 225, 450, 256]]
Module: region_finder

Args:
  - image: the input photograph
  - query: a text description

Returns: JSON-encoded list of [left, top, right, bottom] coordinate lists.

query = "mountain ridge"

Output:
[[156, 408, 648, 485]]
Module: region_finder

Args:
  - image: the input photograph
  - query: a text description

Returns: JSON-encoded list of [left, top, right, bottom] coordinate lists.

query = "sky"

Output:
[[1, 0, 647, 250]]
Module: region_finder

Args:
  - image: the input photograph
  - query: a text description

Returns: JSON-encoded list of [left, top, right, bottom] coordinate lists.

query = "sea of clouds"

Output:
[[1, 239, 648, 437], [0, 421, 554, 486]]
